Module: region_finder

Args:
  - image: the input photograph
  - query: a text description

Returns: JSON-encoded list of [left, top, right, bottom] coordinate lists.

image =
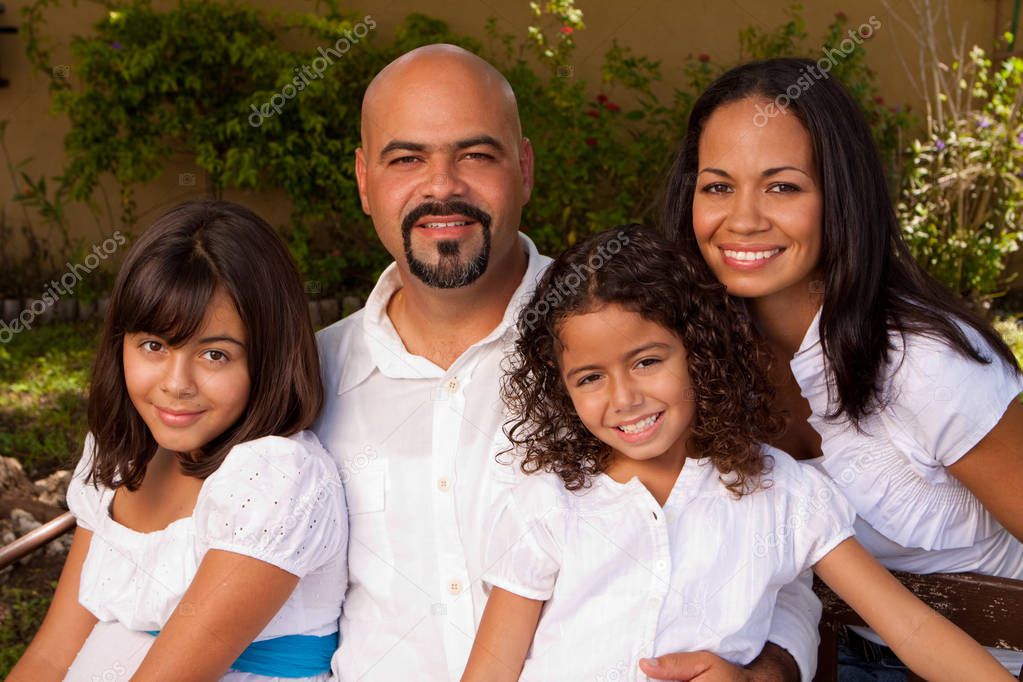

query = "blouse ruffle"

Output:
[[790, 308, 1023, 552]]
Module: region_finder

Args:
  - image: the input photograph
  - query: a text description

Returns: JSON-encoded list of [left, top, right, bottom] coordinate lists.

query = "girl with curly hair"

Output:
[[460, 224, 1009, 682]]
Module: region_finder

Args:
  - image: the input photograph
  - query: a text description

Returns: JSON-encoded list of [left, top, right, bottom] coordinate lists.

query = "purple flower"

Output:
[[977, 116, 992, 129], [934, 139, 945, 151], [1017, 131, 1023, 146], [112, 41, 122, 50]]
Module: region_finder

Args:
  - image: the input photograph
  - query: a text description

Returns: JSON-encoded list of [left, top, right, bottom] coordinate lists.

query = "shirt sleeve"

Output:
[[885, 324, 1023, 470], [481, 475, 564, 601], [789, 462, 858, 569], [194, 433, 348, 578], [65, 433, 105, 532]]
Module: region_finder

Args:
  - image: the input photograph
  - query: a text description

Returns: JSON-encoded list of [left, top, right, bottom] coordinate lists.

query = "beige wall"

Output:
[[0, 0, 1007, 259]]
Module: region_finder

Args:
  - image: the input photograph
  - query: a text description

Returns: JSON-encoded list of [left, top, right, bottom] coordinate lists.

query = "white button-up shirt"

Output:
[[483, 452, 854, 682], [314, 233, 821, 681]]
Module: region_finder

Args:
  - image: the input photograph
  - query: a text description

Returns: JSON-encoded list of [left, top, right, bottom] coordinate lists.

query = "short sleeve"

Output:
[[885, 324, 1023, 469], [481, 475, 564, 601], [66, 433, 106, 532], [770, 453, 857, 570], [194, 432, 348, 578]]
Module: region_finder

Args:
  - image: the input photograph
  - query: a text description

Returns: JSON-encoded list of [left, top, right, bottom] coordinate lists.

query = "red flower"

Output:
[[585, 138, 597, 147], [835, 11, 847, 20], [561, 26, 574, 35], [698, 53, 711, 63], [873, 96, 884, 105], [606, 102, 621, 112], [596, 93, 608, 104], [586, 109, 599, 118]]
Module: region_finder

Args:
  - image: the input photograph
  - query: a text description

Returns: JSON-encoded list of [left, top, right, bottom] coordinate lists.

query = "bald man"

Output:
[[312, 44, 817, 681]]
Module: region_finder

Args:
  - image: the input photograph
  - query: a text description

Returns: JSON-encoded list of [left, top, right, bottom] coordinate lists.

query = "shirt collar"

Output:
[[337, 233, 551, 394]]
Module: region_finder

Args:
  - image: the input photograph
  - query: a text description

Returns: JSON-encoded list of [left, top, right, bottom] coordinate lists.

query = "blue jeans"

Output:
[[837, 628, 908, 682]]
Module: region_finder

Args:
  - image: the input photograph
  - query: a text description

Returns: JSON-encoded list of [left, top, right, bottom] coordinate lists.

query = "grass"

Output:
[[0, 320, 96, 676], [0, 584, 57, 674], [0, 321, 100, 478]]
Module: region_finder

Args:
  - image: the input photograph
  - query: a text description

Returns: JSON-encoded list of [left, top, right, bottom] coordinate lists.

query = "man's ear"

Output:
[[355, 147, 371, 215], [519, 137, 535, 204]]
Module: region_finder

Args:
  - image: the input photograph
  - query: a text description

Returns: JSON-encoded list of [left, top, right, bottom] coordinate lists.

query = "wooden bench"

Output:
[[813, 571, 1023, 681]]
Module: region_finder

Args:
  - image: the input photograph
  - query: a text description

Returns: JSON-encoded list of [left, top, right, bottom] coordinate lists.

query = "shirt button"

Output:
[[446, 378, 459, 394], [437, 477, 450, 492], [654, 559, 668, 572], [448, 580, 463, 595]]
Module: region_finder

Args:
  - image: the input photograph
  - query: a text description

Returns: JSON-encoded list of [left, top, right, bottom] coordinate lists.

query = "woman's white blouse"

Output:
[[66, 430, 348, 642], [791, 307, 1023, 577], [482, 450, 855, 682]]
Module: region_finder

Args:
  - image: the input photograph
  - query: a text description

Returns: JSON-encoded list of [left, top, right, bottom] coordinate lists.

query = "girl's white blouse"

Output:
[[482, 450, 855, 682], [65, 430, 348, 673], [790, 308, 1023, 577]]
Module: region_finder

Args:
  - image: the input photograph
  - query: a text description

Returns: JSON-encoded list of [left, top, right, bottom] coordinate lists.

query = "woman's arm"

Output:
[[8, 527, 99, 681], [814, 538, 1012, 681], [461, 587, 544, 682], [946, 399, 1023, 541], [129, 549, 299, 681]]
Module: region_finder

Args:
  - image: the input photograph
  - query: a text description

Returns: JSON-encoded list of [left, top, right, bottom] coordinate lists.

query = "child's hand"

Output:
[[639, 652, 754, 681]]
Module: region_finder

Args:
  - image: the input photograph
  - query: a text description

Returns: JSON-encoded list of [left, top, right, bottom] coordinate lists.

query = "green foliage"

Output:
[[0, 585, 55, 676], [499, 1, 913, 253], [19, 0, 914, 297], [898, 46, 1023, 309], [995, 316, 1023, 370], [0, 321, 98, 477]]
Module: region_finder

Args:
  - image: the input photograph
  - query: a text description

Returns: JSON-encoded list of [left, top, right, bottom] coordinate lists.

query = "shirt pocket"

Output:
[[344, 457, 388, 515]]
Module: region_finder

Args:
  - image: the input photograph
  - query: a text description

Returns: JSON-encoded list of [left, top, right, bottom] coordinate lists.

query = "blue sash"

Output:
[[145, 630, 337, 677]]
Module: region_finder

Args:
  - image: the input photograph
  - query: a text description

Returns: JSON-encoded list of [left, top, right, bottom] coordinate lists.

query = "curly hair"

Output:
[[504, 224, 782, 496]]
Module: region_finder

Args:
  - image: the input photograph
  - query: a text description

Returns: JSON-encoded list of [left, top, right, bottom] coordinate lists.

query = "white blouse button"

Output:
[[446, 378, 459, 394], [447, 580, 463, 595], [437, 477, 451, 492]]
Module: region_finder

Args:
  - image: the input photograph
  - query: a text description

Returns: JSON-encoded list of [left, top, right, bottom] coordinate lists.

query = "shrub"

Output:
[[17, 0, 912, 298]]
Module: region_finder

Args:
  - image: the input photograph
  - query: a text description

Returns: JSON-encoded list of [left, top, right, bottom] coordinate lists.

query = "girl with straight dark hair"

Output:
[[663, 57, 1023, 678], [11, 200, 348, 681]]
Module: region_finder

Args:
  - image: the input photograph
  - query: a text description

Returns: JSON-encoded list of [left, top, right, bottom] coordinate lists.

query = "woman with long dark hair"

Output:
[[663, 57, 1023, 678]]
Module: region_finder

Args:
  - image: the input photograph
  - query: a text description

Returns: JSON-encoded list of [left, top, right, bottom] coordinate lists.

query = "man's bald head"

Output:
[[353, 43, 534, 293], [361, 44, 522, 146]]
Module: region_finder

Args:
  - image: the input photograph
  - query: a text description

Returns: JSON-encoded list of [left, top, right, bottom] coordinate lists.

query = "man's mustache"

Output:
[[401, 201, 492, 234]]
